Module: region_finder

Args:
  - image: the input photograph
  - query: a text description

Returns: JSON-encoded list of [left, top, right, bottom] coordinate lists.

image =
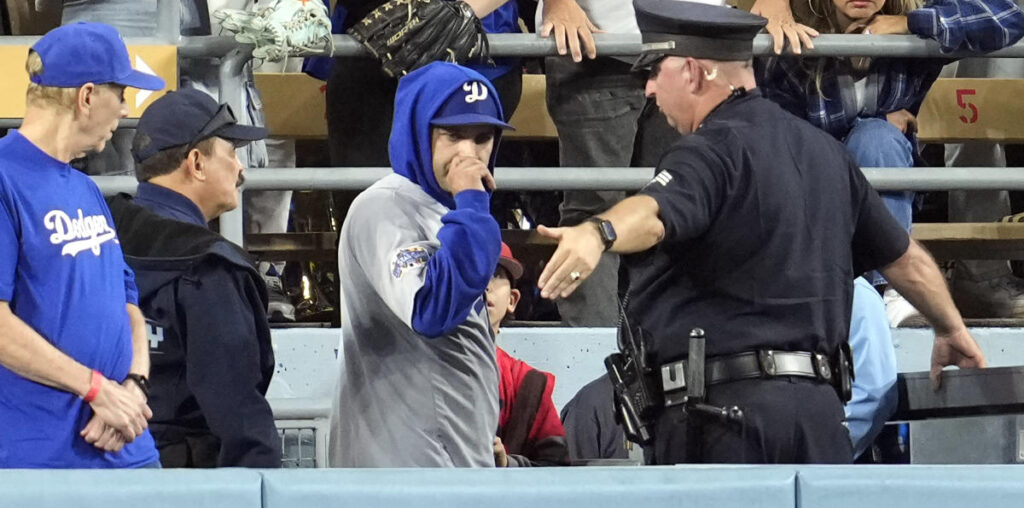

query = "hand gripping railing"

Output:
[[4, 20, 1024, 243]]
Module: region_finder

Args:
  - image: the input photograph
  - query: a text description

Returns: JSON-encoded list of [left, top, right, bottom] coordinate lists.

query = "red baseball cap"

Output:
[[498, 242, 523, 281]]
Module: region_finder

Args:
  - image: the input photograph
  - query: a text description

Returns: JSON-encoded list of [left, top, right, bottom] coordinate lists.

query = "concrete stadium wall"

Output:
[[267, 327, 1024, 412]]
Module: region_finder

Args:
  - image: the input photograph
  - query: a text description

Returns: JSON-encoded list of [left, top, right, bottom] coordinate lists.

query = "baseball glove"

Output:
[[214, 0, 334, 63], [348, 0, 491, 78]]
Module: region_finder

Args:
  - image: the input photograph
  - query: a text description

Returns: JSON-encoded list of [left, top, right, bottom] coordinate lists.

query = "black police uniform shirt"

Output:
[[107, 193, 282, 468], [626, 89, 909, 364]]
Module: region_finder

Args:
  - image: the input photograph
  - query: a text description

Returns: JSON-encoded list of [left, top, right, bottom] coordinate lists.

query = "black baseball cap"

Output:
[[132, 88, 267, 163], [632, 0, 767, 70]]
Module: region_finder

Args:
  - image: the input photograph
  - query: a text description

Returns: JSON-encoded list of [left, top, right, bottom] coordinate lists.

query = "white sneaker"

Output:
[[883, 288, 929, 328]]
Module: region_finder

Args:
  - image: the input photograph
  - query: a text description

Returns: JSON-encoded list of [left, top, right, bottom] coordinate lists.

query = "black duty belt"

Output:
[[660, 350, 835, 391]]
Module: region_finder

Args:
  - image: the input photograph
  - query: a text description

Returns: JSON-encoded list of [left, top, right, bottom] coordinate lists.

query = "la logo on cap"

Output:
[[462, 81, 488, 103]]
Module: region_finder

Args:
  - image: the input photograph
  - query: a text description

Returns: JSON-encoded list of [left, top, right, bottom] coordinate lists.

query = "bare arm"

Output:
[[0, 301, 92, 395], [0, 301, 151, 440], [125, 304, 150, 378], [538, 195, 664, 299], [879, 239, 986, 388], [879, 239, 962, 335]]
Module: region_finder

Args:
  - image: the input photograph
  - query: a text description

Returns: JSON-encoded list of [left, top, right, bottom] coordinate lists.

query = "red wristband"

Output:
[[82, 370, 103, 403]]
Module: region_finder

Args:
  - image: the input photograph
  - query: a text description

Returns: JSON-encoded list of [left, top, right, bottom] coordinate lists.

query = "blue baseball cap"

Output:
[[30, 22, 165, 90], [430, 80, 514, 130], [132, 89, 267, 164]]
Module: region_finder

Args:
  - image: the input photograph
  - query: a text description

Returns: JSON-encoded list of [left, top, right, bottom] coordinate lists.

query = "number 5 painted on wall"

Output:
[[957, 89, 978, 124]]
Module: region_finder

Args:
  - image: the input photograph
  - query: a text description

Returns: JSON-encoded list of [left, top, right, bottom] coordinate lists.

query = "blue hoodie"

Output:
[[390, 62, 504, 338]]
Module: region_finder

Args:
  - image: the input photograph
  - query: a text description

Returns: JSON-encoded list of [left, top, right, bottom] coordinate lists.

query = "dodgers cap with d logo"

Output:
[[430, 80, 515, 130]]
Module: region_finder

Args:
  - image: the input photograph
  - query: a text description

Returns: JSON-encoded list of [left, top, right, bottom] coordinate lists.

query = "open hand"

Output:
[[537, 223, 604, 299], [751, 0, 818, 54], [540, 0, 602, 62]]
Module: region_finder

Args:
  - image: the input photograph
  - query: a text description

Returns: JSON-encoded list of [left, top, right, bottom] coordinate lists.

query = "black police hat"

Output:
[[132, 88, 267, 164], [633, 0, 767, 68]]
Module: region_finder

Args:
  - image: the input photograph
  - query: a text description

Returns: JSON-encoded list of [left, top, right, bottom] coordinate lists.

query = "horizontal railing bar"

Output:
[[177, 33, 1024, 59], [6, 32, 1024, 58], [0, 118, 139, 129], [92, 167, 1024, 194]]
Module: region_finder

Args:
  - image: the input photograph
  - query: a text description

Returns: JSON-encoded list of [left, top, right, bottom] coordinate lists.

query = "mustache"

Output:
[[236, 174, 245, 188]]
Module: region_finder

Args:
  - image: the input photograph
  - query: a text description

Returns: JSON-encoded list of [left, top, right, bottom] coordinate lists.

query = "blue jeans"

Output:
[[844, 118, 914, 285]]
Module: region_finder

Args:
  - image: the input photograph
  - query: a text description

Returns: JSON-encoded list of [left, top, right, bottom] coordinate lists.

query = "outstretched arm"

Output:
[[538, 195, 664, 300]]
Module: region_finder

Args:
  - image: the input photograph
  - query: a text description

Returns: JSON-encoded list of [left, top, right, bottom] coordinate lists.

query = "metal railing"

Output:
[[95, 167, 1024, 194], [3, 5, 1024, 244], [95, 166, 1024, 245]]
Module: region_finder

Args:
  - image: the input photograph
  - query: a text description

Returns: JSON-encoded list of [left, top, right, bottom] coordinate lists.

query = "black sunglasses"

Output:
[[632, 54, 668, 80], [186, 103, 237, 152]]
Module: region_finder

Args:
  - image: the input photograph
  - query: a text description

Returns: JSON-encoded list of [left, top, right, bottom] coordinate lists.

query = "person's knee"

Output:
[[845, 118, 913, 168]]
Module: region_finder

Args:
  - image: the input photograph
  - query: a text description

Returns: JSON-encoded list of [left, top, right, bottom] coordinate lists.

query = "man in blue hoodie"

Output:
[[329, 62, 513, 467]]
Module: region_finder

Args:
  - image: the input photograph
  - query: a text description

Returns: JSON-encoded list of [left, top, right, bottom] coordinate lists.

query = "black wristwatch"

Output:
[[124, 373, 150, 399], [586, 217, 617, 252]]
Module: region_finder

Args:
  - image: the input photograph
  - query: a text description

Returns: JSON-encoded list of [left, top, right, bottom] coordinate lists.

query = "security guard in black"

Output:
[[538, 0, 985, 465]]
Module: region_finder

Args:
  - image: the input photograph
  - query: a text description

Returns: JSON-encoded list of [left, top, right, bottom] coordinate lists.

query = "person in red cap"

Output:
[[489, 243, 570, 467]]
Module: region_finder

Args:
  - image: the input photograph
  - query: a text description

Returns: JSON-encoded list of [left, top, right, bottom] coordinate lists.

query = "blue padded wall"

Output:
[[797, 465, 1024, 507], [0, 469, 263, 508], [261, 466, 796, 508]]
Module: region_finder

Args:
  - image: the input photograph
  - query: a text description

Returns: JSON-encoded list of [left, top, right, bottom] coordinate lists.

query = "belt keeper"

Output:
[[813, 353, 832, 381], [758, 350, 776, 376]]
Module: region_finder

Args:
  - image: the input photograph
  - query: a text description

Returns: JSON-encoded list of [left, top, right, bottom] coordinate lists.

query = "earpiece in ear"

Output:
[[704, 67, 719, 81]]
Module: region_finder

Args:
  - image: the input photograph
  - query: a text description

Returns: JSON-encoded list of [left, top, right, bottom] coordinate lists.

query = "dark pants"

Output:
[[157, 434, 221, 468], [545, 56, 678, 326], [646, 377, 853, 464]]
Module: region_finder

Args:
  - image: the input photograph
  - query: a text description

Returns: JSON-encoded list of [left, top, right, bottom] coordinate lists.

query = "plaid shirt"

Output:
[[755, 0, 1024, 141]]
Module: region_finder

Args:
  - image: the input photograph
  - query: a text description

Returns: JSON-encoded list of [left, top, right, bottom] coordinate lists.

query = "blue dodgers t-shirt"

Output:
[[0, 131, 158, 468]]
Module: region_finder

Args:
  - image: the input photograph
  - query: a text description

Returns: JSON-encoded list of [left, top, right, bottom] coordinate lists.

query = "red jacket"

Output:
[[496, 347, 569, 466]]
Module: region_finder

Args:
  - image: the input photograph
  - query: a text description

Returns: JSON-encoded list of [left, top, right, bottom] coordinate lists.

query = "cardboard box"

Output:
[[917, 78, 1024, 143], [0, 45, 177, 118]]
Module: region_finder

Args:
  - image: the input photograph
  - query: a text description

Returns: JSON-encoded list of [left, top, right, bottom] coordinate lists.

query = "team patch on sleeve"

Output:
[[392, 246, 430, 278]]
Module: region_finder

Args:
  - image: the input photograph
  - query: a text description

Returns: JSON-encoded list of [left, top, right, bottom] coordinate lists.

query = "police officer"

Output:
[[107, 89, 281, 468], [537, 0, 986, 464]]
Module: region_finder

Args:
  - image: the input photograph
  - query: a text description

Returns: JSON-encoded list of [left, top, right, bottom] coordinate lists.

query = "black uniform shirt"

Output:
[[627, 89, 909, 363]]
